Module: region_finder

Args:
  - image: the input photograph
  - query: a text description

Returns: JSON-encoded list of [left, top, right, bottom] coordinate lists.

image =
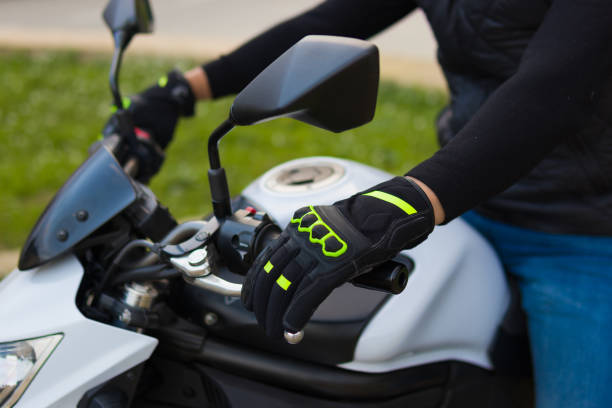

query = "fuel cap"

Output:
[[264, 162, 345, 193]]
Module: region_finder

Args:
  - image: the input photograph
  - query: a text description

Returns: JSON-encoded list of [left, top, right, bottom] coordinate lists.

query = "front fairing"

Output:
[[0, 255, 158, 407], [18, 146, 138, 270]]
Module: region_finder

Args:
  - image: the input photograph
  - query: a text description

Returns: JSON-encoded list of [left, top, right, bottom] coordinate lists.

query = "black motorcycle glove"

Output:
[[124, 69, 196, 149], [102, 70, 195, 182], [241, 176, 435, 338]]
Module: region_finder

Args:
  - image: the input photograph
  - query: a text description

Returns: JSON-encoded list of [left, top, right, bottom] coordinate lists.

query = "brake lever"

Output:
[[182, 273, 243, 297], [185, 272, 305, 343], [171, 249, 306, 344]]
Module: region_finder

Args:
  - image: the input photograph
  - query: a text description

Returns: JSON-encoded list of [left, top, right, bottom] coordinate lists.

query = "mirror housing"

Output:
[[103, 0, 153, 50], [230, 35, 379, 133], [103, 0, 154, 109]]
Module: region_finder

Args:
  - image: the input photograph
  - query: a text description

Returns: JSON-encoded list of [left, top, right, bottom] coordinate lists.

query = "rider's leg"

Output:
[[463, 211, 612, 408]]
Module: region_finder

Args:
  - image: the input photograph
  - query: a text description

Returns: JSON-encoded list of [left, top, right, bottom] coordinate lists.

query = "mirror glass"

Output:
[[230, 35, 379, 133], [103, 0, 153, 46]]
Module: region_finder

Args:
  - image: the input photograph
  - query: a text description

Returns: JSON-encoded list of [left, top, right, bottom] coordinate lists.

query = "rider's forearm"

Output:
[[181, 67, 447, 227], [184, 67, 212, 101], [201, 0, 416, 98]]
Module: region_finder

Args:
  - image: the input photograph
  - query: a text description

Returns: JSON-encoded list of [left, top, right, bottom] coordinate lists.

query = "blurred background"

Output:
[[0, 0, 446, 275]]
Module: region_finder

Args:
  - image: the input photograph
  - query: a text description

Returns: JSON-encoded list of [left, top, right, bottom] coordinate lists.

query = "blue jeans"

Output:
[[463, 211, 612, 408]]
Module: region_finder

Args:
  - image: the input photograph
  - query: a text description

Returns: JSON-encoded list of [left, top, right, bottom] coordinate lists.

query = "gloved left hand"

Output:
[[101, 112, 165, 183], [241, 177, 435, 338], [101, 70, 196, 183], [123, 69, 196, 149]]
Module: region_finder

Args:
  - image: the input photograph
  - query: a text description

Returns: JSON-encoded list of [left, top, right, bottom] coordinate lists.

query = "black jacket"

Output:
[[418, 0, 612, 234]]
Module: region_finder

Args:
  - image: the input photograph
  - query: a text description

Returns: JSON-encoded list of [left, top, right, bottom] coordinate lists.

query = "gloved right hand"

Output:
[[241, 177, 435, 339]]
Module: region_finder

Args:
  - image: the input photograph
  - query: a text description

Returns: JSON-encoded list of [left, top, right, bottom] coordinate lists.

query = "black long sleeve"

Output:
[[408, 0, 612, 222], [204, 0, 612, 227], [203, 0, 416, 98]]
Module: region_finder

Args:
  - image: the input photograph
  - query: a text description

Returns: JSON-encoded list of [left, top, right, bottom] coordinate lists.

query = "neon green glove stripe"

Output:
[[363, 191, 417, 215], [276, 274, 291, 291], [264, 261, 274, 274], [290, 206, 348, 257]]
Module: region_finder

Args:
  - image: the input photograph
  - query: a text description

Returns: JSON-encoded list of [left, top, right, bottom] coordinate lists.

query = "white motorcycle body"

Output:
[[0, 256, 157, 407], [1, 157, 510, 407]]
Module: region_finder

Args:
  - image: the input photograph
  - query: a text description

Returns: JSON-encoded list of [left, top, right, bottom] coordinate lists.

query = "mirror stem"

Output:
[[109, 31, 128, 109], [208, 119, 235, 169], [207, 119, 235, 219]]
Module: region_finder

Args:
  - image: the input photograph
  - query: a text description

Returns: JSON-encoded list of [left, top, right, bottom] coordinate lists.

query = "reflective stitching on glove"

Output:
[[276, 274, 292, 290], [362, 190, 418, 215], [290, 206, 348, 257]]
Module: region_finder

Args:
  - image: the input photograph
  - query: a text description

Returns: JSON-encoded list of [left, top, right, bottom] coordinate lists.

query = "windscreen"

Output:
[[18, 146, 137, 270]]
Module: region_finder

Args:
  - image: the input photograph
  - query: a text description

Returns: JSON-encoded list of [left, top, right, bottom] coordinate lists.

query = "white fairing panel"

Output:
[[243, 157, 510, 373], [0, 255, 157, 407], [344, 219, 509, 372]]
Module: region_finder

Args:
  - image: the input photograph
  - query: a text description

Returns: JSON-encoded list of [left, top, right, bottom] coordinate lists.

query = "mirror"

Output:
[[103, 0, 154, 49], [103, 0, 154, 108], [230, 35, 379, 133]]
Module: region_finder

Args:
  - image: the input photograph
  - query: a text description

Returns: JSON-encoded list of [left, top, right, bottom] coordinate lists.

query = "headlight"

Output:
[[0, 334, 63, 408]]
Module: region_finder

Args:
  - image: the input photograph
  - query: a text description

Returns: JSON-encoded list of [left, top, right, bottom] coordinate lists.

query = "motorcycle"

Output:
[[0, 0, 531, 407]]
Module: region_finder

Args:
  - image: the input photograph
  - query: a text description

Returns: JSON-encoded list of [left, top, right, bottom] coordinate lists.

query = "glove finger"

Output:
[[241, 233, 288, 310], [241, 246, 271, 311], [252, 242, 298, 332], [283, 264, 353, 333], [264, 251, 313, 338]]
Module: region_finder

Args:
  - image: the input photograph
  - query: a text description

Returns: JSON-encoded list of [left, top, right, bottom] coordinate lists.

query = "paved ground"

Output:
[[0, 0, 444, 87]]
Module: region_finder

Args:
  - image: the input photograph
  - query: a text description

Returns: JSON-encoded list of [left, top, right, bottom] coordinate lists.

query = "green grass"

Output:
[[0, 49, 446, 249]]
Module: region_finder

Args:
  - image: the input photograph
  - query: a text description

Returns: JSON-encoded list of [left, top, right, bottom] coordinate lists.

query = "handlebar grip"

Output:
[[351, 259, 412, 294]]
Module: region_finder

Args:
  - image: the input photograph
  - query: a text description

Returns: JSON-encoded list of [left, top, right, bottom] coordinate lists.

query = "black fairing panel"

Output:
[[19, 146, 137, 270]]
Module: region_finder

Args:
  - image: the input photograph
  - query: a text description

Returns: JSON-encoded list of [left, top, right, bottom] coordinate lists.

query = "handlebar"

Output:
[[175, 252, 410, 345], [171, 212, 413, 345]]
